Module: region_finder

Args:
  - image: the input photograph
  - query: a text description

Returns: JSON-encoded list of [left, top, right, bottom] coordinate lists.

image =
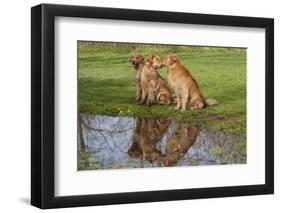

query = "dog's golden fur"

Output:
[[162, 54, 218, 111], [128, 53, 145, 101], [157, 76, 174, 105], [139, 55, 173, 105]]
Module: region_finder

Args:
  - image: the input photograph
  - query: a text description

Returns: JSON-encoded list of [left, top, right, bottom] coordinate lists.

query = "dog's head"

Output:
[[162, 54, 180, 67], [128, 53, 145, 67], [146, 55, 163, 69]]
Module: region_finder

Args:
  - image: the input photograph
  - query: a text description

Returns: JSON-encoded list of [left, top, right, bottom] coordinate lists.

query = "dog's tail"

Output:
[[204, 98, 218, 106]]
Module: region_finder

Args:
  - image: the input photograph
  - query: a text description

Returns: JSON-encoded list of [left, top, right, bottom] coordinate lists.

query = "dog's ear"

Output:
[[169, 54, 179, 65], [137, 55, 144, 62], [128, 54, 134, 61], [146, 55, 155, 64]]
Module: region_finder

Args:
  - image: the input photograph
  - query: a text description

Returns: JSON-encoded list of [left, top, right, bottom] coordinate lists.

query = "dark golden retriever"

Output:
[[162, 54, 218, 111]]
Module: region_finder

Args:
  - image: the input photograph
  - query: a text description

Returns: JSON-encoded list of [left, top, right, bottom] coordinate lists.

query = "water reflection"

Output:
[[128, 118, 170, 164], [164, 125, 199, 166], [78, 114, 246, 170]]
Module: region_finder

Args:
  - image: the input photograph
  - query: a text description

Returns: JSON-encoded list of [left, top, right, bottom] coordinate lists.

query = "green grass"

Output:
[[78, 42, 246, 135]]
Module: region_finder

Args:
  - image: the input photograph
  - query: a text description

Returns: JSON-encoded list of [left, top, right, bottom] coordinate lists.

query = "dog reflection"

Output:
[[128, 118, 170, 162], [128, 118, 143, 158], [128, 118, 199, 166], [163, 125, 199, 166]]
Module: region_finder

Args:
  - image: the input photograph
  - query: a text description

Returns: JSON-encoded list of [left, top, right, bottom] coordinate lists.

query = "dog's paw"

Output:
[[137, 100, 145, 105], [136, 97, 141, 102]]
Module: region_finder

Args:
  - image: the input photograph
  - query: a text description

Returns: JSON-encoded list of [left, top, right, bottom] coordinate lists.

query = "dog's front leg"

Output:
[[146, 89, 154, 106], [138, 85, 147, 105], [175, 91, 182, 110], [136, 82, 142, 102], [181, 90, 189, 111]]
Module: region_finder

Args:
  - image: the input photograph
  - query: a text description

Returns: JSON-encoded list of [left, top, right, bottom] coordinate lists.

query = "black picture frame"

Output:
[[31, 3, 274, 209]]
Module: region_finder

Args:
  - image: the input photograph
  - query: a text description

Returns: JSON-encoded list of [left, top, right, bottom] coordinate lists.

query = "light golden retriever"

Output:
[[128, 53, 145, 101], [162, 54, 218, 111], [139, 55, 173, 106]]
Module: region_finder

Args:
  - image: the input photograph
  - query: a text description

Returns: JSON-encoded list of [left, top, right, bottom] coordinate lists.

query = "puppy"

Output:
[[128, 53, 145, 101], [162, 54, 218, 111], [140, 55, 173, 106]]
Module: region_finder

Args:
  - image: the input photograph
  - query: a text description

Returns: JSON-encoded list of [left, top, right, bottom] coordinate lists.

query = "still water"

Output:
[[78, 114, 246, 170]]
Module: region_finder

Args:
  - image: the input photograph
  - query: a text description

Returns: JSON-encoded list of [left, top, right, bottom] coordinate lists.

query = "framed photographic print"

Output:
[[31, 3, 274, 209]]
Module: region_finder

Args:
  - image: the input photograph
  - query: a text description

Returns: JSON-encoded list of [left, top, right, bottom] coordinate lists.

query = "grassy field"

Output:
[[78, 42, 246, 135]]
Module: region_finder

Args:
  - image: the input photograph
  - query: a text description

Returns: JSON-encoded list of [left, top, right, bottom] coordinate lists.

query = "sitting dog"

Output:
[[128, 53, 145, 101], [139, 55, 173, 106], [162, 54, 218, 111]]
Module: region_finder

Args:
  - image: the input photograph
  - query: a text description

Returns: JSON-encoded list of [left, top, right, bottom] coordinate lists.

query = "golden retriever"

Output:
[[162, 54, 218, 111], [139, 55, 173, 105], [128, 53, 145, 101]]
